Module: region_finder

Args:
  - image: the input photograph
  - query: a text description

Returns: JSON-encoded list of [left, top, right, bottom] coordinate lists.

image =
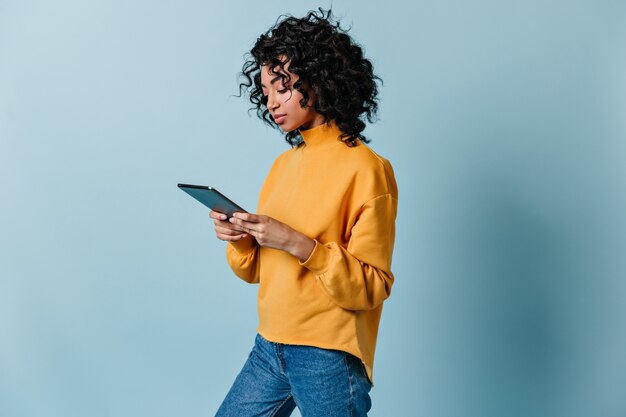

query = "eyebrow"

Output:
[[261, 75, 282, 88]]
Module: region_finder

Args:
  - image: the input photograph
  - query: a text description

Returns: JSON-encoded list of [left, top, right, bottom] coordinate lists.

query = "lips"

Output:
[[272, 114, 287, 124]]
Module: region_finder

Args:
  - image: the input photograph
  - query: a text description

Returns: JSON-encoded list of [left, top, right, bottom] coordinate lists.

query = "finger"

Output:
[[229, 217, 259, 233], [213, 218, 236, 229], [209, 211, 228, 221], [215, 225, 248, 237], [215, 225, 245, 235], [209, 210, 226, 220], [232, 212, 261, 223], [213, 215, 241, 227], [216, 232, 248, 241]]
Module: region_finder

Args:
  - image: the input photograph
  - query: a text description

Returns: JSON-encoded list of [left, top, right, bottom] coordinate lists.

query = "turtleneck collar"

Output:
[[298, 121, 343, 147]]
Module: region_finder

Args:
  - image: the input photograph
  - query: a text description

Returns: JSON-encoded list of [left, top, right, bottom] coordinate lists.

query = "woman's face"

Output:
[[260, 63, 324, 132]]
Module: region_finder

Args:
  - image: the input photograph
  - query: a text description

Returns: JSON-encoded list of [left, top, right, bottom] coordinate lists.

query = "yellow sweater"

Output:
[[226, 121, 398, 381]]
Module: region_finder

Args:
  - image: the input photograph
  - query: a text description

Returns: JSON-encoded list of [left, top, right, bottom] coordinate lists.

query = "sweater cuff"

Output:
[[228, 237, 256, 255], [299, 239, 331, 275]]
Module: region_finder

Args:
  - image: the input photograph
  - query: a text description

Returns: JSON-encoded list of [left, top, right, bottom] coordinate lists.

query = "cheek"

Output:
[[292, 91, 313, 109], [283, 93, 302, 109]]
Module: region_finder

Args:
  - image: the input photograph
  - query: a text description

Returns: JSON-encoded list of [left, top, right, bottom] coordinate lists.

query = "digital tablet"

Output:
[[178, 183, 247, 218]]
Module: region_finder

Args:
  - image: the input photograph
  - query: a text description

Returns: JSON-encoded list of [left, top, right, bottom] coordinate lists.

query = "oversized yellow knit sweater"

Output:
[[226, 121, 398, 381]]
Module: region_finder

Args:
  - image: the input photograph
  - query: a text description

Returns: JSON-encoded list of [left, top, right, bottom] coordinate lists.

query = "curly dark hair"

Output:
[[238, 8, 382, 147]]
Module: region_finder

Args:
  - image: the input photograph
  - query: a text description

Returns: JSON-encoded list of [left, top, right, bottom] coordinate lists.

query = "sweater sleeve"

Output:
[[299, 193, 398, 311], [226, 237, 260, 284]]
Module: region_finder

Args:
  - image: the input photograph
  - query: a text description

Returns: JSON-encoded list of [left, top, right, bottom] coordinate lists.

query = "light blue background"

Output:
[[1, 1, 625, 416]]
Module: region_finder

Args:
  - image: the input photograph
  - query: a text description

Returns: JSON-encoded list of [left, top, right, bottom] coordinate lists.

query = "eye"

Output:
[[277, 88, 289, 94]]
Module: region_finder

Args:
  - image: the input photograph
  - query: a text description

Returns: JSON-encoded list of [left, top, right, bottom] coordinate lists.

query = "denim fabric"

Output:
[[215, 334, 372, 417]]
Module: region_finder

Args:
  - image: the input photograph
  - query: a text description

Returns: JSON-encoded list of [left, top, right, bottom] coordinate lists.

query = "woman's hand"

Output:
[[209, 210, 250, 242], [229, 212, 315, 262]]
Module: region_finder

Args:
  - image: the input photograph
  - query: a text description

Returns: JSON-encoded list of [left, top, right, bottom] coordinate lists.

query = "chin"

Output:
[[279, 123, 297, 132]]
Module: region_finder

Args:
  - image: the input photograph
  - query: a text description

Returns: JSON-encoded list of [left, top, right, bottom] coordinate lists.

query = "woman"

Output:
[[209, 8, 398, 417]]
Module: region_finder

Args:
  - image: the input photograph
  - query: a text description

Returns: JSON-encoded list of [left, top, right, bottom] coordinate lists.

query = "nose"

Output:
[[266, 90, 279, 111]]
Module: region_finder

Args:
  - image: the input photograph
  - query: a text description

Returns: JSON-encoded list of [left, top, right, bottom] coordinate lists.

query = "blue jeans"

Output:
[[215, 334, 372, 417]]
